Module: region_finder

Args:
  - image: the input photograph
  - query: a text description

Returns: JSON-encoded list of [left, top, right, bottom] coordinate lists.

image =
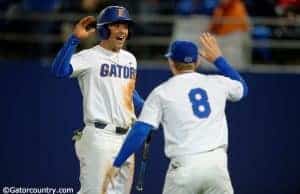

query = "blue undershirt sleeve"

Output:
[[133, 90, 144, 115], [113, 121, 153, 167], [213, 56, 248, 97], [51, 34, 80, 78]]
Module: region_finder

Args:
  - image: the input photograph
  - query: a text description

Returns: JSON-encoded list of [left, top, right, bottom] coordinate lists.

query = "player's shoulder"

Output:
[[120, 49, 137, 61], [73, 46, 98, 58], [207, 74, 242, 90], [149, 80, 170, 97], [207, 74, 230, 82]]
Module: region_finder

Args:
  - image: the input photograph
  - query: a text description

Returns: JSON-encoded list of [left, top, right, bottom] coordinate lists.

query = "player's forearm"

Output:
[[113, 121, 152, 167], [214, 56, 248, 97], [133, 90, 144, 115], [51, 34, 80, 77]]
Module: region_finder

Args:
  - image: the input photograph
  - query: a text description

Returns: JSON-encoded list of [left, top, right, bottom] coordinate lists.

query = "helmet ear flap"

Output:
[[97, 24, 110, 40], [98, 24, 132, 40]]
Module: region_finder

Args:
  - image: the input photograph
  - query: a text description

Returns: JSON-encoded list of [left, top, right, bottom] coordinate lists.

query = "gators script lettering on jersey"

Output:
[[100, 63, 136, 79], [70, 45, 137, 127]]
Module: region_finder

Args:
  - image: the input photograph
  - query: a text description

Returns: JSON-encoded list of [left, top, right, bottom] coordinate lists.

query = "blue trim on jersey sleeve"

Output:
[[113, 121, 153, 167], [213, 56, 248, 97], [51, 34, 80, 78], [133, 90, 144, 115]]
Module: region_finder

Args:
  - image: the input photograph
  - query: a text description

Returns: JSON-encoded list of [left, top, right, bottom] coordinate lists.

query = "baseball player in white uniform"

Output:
[[51, 6, 144, 194], [104, 33, 248, 194]]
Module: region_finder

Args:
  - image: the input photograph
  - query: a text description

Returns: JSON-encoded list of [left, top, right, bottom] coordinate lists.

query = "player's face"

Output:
[[107, 22, 129, 51]]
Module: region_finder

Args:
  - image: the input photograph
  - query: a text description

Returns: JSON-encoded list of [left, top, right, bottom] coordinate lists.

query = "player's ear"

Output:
[[195, 63, 200, 71], [195, 57, 202, 69], [167, 58, 173, 69], [167, 58, 170, 63], [167, 59, 177, 75]]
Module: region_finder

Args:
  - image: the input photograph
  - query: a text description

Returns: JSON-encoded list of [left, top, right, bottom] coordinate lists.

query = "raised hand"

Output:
[[73, 16, 96, 40], [199, 33, 223, 63]]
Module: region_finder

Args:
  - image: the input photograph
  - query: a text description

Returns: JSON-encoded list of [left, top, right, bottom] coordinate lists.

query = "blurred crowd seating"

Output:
[[0, 0, 300, 68]]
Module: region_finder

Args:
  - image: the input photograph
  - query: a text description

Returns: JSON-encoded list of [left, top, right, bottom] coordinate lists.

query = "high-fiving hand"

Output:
[[199, 33, 223, 63], [73, 16, 96, 40], [102, 166, 120, 193]]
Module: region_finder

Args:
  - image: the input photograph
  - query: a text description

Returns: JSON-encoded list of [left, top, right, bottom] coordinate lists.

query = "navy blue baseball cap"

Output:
[[165, 40, 198, 63]]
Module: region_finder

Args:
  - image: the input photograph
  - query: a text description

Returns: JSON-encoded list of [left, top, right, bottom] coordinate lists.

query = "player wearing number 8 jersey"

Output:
[[104, 33, 248, 194]]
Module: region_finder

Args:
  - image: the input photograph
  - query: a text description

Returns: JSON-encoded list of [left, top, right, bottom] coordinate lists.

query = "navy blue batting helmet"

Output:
[[96, 6, 133, 40], [165, 41, 198, 63]]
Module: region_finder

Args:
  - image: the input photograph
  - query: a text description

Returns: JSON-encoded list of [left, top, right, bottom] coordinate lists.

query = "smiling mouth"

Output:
[[116, 35, 126, 41]]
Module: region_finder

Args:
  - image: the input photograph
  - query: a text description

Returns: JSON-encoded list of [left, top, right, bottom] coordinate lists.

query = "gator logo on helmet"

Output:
[[184, 57, 193, 63], [117, 8, 126, 17]]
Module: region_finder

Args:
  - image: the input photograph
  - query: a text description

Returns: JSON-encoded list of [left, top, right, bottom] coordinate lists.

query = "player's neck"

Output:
[[174, 70, 195, 75], [99, 41, 121, 53]]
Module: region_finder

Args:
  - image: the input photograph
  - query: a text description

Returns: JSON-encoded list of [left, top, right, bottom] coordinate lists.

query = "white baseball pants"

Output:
[[163, 147, 233, 194], [75, 124, 134, 194]]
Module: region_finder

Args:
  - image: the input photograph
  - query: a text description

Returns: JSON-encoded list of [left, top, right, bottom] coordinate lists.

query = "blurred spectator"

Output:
[[175, 0, 218, 15], [81, 0, 103, 12], [139, 0, 160, 15], [60, 0, 113, 49], [6, 0, 61, 18], [251, 26, 273, 63], [277, 0, 300, 9], [273, 6, 300, 39], [175, 0, 193, 15], [195, 0, 219, 15], [272, 6, 300, 64], [136, 0, 170, 36], [207, 0, 250, 69], [275, 0, 300, 15], [22, 0, 61, 12], [209, 0, 250, 36], [61, 0, 111, 14], [0, 0, 19, 31], [0, 0, 16, 11], [4, 0, 62, 62]]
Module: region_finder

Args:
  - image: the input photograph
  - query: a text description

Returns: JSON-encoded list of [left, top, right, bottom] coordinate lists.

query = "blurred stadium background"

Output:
[[0, 0, 300, 194]]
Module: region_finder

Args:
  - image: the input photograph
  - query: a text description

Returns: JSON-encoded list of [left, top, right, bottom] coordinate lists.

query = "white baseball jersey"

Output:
[[70, 45, 137, 128], [139, 72, 243, 158]]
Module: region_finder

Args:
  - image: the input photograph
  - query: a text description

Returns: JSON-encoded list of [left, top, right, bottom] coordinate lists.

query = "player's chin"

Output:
[[114, 41, 125, 50]]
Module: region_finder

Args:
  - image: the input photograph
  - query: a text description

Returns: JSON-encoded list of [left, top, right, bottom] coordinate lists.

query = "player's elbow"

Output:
[[241, 79, 248, 98], [51, 62, 73, 78], [243, 84, 248, 97]]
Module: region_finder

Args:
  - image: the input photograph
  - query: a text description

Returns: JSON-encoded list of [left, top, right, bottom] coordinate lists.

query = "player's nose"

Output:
[[117, 24, 128, 33]]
